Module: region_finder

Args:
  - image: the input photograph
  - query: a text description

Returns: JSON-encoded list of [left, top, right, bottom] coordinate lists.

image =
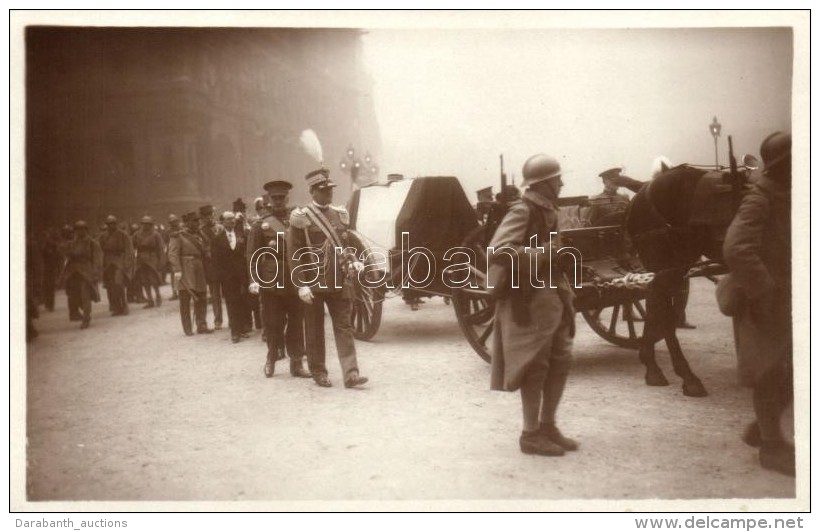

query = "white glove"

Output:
[[248, 282, 260, 295], [298, 286, 314, 304], [351, 261, 365, 273], [173, 272, 182, 282]]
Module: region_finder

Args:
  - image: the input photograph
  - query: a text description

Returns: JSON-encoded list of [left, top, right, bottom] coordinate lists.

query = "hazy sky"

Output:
[[361, 27, 793, 197]]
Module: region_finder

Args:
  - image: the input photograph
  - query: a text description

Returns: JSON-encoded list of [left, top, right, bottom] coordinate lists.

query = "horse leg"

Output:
[[664, 324, 707, 397], [659, 272, 707, 397], [639, 284, 669, 387]]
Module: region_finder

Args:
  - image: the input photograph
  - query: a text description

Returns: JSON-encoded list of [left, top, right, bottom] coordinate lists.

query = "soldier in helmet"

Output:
[[723, 131, 793, 476], [288, 168, 368, 389], [489, 154, 578, 457], [133, 215, 166, 308], [98, 214, 134, 316], [61, 220, 103, 329]]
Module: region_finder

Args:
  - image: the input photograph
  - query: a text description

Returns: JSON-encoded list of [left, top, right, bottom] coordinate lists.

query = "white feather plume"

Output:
[[651, 155, 673, 178], [299, 129, 324, 164]]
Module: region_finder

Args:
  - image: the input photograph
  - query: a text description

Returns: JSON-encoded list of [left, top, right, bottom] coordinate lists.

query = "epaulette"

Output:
[[289, 207, 312, 229], [330, 204, 350, 225]]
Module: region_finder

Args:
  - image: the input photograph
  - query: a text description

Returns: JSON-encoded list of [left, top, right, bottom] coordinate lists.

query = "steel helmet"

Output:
[[760, 131, 791, 177], [522, 154, 562, 187]]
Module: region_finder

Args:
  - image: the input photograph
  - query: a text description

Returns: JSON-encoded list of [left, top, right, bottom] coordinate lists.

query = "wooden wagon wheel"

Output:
[[346, 230, 385, 341], [450, 225, 495, 363], [580, 292, 647, 349]]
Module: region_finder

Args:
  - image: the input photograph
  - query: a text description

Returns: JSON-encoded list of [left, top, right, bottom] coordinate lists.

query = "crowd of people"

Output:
[[26, 166, 369, 390]]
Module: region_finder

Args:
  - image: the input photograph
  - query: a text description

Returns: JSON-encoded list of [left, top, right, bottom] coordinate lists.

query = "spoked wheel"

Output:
[[346, 230, 385, 341], [580, 294, 647, 349], [450, 225, 495, 363]]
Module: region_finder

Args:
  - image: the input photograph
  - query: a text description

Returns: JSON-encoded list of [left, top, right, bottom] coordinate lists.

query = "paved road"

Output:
[[19, 278, 801, 508]]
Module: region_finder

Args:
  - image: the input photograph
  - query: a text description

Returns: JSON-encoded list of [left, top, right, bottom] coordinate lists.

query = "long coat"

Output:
[[167, 229, 208, 293], [98, 229, 134, 288], [198, 222, 223, 284], [723, 175, 791, 386], [489, 190, 574, 392], [61, 235, 103, 301], [133, 229, 166, 280]]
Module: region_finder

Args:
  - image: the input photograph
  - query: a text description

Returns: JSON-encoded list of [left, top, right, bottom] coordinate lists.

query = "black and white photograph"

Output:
[[10, 9, 810, 516]]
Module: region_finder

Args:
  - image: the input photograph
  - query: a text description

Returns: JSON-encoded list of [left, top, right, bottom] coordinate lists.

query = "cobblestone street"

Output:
[[21, 278, 799, 507]]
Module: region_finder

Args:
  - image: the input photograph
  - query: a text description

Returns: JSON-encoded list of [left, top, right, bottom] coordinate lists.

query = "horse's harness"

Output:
[[628, 178, 693, 270]]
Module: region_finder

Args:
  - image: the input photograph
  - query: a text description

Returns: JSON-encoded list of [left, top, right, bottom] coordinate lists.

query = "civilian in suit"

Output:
[[212, 211, 250, 343]]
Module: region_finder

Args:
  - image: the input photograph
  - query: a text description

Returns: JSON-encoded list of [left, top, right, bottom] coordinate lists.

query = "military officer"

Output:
[[288, 168, 368, 389], [248, 180, 311, 378], [198, 205, 224, 330], [168, 212, 212, 336], [164, 214, 182, 301]]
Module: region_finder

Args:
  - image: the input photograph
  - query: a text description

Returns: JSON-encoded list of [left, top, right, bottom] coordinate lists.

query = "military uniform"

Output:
[[133, 217, 166, 308], [163, 215, 182, 300], [62, 221, 103, 328], [288, 168, 367, 388], [98, 217, 134, 316], [198, 205, 224, 329], [168, 213, 211, 335], [248, 180, 310, 378]]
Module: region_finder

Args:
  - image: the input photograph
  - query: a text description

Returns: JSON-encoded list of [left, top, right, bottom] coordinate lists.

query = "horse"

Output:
[[612, 159, 752, 397]]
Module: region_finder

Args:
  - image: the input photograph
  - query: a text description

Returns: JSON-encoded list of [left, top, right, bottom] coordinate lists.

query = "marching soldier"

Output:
[[198, 205, 224, 330], [288, 168, 368, 389], [168, 212, 212, 336], [133, 215, 166, 308], [98, 215, 134, 316], [61, 220, 103, 329], [489, 154, 578, 457], [248, 180, 311, 378]]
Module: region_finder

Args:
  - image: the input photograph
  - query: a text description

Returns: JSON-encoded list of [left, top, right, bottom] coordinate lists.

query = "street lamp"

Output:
[[709, 116, 722, 169], [339, 145, 379, 186]]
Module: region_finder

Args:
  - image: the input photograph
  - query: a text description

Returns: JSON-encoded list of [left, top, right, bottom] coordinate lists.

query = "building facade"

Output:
[[26, 27, 382, 231]]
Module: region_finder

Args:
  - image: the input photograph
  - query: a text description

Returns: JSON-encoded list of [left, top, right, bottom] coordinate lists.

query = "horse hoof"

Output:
[[645, 371, 669, 387], [683, 381, 708, 397]]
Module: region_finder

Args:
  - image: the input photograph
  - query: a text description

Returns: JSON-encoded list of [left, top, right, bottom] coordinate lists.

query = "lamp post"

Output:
[[709, 116, 722, 169], [339, 145, 379, 189]]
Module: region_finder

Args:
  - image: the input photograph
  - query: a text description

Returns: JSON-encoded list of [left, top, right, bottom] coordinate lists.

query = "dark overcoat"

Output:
[[723, 175, 791, 386]]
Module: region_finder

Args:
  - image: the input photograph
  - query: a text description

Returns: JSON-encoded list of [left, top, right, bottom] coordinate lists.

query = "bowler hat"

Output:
[[232, 198, 246, 213], [183, 212, 199, 223], [199, 205, 214, 216], [74, 220, 88, 229]]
